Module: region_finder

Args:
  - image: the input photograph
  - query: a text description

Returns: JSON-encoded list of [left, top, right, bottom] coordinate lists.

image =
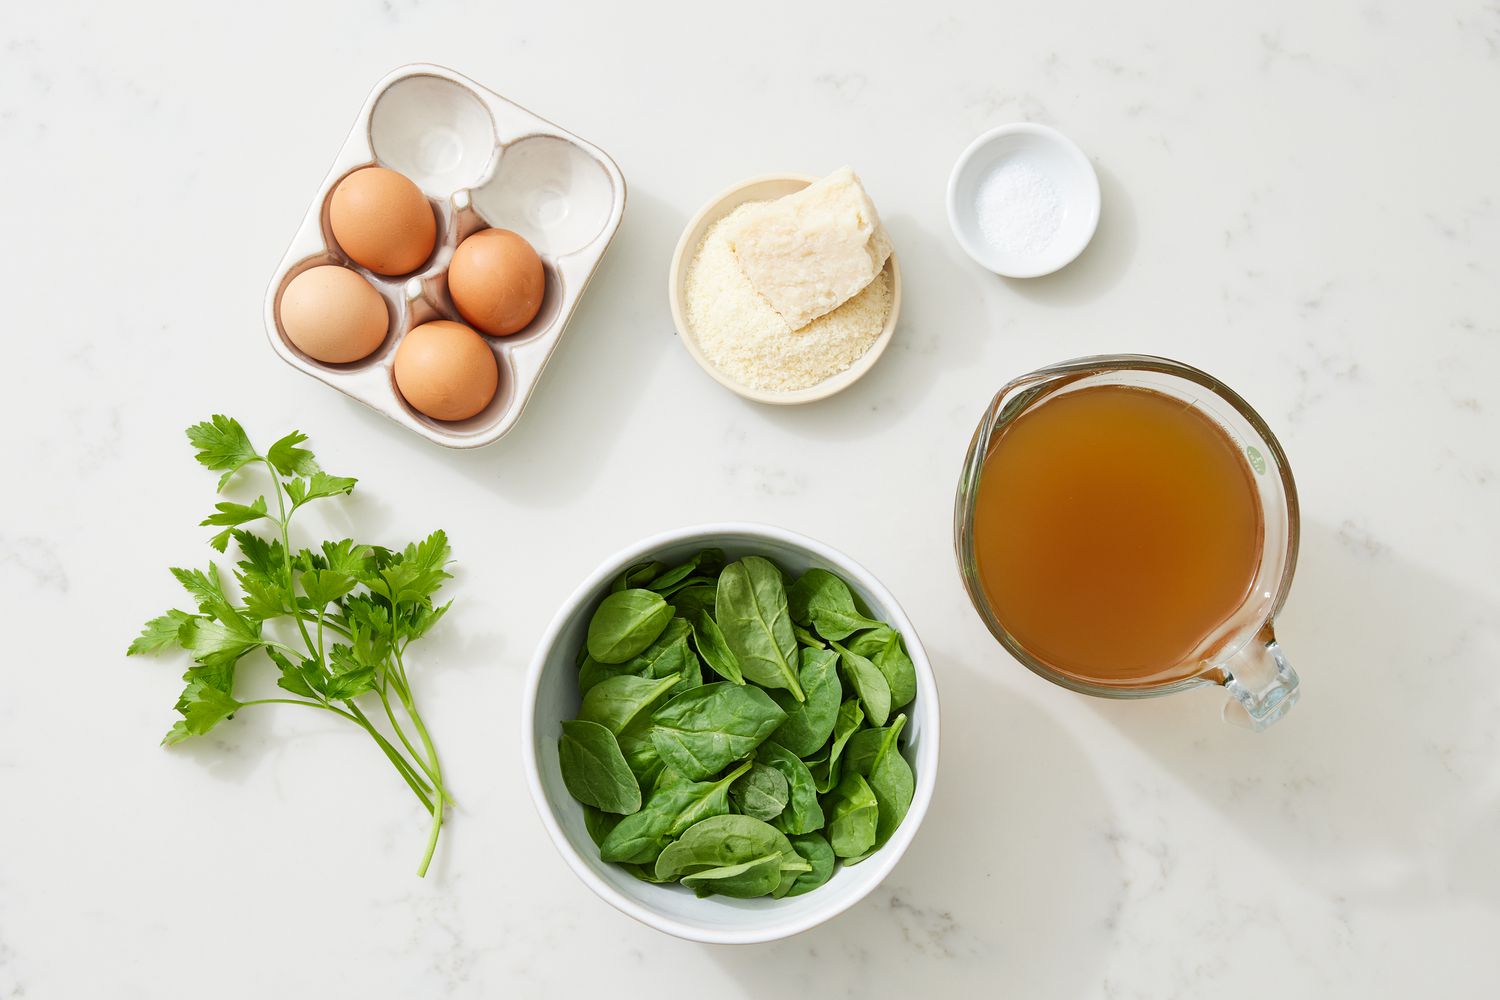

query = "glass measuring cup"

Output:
[[954, 355, 1301, 730]]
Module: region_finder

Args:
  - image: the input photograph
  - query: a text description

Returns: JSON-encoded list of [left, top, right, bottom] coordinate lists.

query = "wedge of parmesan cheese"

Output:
[[722, 167, 892, 331]]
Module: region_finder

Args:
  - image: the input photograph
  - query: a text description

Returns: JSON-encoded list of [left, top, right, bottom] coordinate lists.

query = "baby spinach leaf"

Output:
[[793, 624, 826, 649], [845, 714, 899, 776], [809, 699, 864, 793], [648, 548, 724, 594], [622, 617, 701, 698], [803, 744, 832, 791], [716, 557, 803, 700], [825, 772, 879, 859], [785, 832, 835, 896], [667, 584, 715, 621], [611, 561, 664, 593], [558, 720, 641, 814], [787, 569, 884, 641], [578, 672, 681, 735], [843, 728, 884, 778], [758, 741, 824, 835], [864, 716, 914, 848], [654, 813, 780, 880], [690, 610, 744, 685], [582, 804, 621, 848], [656, 575, 718, 599], [769, 647, 841, 757], [840, 626, 889, 658], [654, 814, 809, 899], [577, 616, 694, 696], [785, 571, 817, 626], [631, 617, 691, 669], [576, 653, 631, 696], [616, 720, 665, 789], [598, 760, 751, 865], [587, 589, 672, 664], [620, 862, 678, 883], [730, 762, 789, 822], [681, 852, 786, 898], [649, 682, 786, 780], [832, 639, 891, 727], [652, 765, 690, 791], [846, 627, 917, 712], [664, 648, 702, 698]]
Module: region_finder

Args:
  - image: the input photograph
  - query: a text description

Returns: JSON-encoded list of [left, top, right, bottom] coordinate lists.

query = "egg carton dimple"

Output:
[[265, 63, 627, 448]]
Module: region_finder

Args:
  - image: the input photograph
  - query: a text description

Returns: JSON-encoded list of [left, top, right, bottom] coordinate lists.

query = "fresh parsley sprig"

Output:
[[128, 416, 454, 876]]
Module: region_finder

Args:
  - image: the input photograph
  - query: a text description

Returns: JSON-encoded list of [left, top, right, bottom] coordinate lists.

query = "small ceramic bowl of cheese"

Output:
[[668, 171, 902, 405]]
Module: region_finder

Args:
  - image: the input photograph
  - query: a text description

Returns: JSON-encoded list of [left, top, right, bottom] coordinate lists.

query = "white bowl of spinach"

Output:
[[522, 523, 939, 943]]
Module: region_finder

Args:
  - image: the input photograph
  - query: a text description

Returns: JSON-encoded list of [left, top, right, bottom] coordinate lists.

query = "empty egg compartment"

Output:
[[368, 74, 498, 198], [470, 135, 619, 259], [264, 63, 626, 449]]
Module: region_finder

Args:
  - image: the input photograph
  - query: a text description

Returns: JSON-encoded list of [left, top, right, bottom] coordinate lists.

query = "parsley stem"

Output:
[[417, 790, 443, 878], [264, 639, 305, 658], [393, 645, 446, 878], [241, 697, 339, 709], [347, 701, 434, 801], [393, 649, 444, 797], [296, 612, 350, 639], [264, 458, 319, 657], [242, 694, 434, 810], [359, 720, 434, 812], [377, 681, 440, 787]]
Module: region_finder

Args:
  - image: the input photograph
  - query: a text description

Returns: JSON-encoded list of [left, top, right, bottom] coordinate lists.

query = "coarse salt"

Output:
[[976, 157, 1063, 256]]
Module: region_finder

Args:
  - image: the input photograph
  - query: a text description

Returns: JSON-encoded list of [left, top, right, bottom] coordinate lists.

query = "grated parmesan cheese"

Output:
[[684, 202, 892, 392]]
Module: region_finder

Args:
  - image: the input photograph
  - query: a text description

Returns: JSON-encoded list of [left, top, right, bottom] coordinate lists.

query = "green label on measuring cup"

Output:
[[1246, 445, 1266, 475]]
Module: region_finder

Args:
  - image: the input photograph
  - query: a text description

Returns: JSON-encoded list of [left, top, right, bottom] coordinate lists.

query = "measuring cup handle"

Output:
[[1220, 623, 1299, 730]]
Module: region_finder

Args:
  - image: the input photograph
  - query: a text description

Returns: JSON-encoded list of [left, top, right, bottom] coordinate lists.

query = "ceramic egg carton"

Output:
[[265, 63, 626, 448]]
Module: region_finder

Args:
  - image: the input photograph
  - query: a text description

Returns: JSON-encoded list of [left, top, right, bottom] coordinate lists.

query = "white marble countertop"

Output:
[[3, 1, 1498, 996]]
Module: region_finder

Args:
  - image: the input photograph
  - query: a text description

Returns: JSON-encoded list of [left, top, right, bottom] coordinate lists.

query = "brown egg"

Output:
[[329, 166, 437, 275], [448, 228, 545, 336], [278, 265, 388, 364], [393, 320, 499, 421]]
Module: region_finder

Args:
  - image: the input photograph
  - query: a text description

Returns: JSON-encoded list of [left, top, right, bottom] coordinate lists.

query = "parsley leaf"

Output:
[[233, 530, 287, 589], [127, 609, 196, 656], [202, 498, 270, 552], [179, 615, 262, 670], [162, 676, 242, 745], [404, 529, 452, 576], [268, 648, 322, 699], [320, 539, 374, 577], [240, 577, 290, 621], [170, 564, 241, 624], [365, 531, 453, 609], [266, 430, 320, 477], [406, 600, 452, 643], [325, 643, 377, 699], [300, 569, 355, 609], [186, 415, 259, 490], [286, 472, 357, 510], [201, 497, 269, 527], [339, 594, 392, 640]]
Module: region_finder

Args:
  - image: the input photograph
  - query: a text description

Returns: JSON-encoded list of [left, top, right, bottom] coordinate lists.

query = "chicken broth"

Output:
[[972, 383, 1263, 686]]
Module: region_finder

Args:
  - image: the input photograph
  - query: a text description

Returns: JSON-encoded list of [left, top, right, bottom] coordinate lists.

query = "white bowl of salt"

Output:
[[947, 122, 1100, 278]]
